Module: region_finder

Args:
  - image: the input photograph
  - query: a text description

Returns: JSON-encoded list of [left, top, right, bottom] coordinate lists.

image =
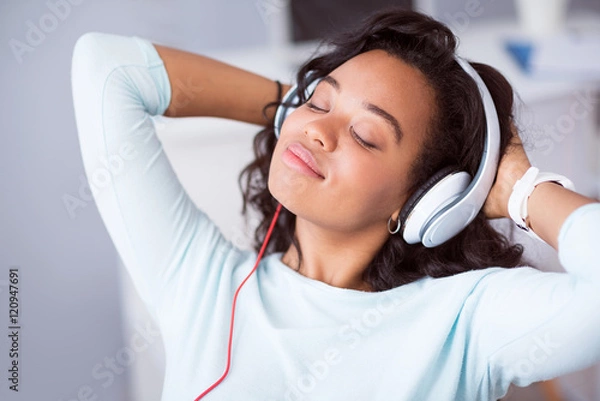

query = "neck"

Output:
[[281, 217, 390, 292]]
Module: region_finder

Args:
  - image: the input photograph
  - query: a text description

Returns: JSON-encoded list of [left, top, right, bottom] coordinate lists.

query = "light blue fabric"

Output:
[[71, 31, 600, 401]]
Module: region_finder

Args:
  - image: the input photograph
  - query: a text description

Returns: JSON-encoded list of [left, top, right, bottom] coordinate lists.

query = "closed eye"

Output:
[[306, 102, 327, 112], [306, 102, 377, 150], [351, 126, 376, 150]]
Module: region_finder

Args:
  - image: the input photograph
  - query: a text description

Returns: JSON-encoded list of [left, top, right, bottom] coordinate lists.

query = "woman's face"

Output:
[[268, 49, 436, 233]]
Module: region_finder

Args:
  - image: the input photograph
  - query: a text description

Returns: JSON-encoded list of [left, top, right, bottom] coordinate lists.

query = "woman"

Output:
[[71, 7, 600, 401]]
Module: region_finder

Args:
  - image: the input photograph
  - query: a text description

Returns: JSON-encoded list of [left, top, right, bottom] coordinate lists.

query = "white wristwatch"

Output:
[[507, 166, 575, 240]]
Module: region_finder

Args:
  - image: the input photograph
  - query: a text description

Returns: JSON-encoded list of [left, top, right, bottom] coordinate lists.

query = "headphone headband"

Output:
[[274, 76, 320, 139], [415, 57, 500, 247]]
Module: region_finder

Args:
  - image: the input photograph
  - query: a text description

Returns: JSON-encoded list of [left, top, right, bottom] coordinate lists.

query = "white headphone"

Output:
[[273, 57, 500, 248]]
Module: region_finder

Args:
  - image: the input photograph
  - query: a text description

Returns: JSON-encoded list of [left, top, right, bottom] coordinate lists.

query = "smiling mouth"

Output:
[[282, 143, 325, 179]]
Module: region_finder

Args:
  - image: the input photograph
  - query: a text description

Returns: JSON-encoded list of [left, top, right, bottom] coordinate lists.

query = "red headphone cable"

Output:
[[193, 202, 283, 400]]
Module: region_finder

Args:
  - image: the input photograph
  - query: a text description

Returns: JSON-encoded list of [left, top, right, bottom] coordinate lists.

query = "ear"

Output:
[[390, 207, 402, 222]]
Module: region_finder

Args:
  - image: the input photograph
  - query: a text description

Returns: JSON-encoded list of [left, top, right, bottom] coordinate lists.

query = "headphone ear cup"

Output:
[[399, 166, 458, 225], [400, 166, 471, 244]]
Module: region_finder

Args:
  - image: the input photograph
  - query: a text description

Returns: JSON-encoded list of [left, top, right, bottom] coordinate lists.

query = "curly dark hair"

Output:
[[239, 6, 524, 291]]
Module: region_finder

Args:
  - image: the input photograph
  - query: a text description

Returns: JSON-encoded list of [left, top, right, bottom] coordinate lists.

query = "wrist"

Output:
[[506, 167, 575, 241], [525, 181, 563, 231], [507, 166, 539, 230]]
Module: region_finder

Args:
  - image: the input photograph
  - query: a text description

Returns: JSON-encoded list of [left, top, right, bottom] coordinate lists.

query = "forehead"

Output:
[[331, 49, 429, 86]]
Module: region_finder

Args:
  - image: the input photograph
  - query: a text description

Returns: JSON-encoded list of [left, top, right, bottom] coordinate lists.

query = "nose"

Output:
[[303, 117, 338, 152]]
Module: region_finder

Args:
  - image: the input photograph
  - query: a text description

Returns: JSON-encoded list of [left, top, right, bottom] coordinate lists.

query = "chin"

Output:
[[267, 172, 296, 215], [268, 158, 305, 208]]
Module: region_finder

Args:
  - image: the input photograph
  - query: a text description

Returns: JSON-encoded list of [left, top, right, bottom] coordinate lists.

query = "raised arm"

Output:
[[153, 43, 291, 123], [70, 32, 285, 323], [470, 131, 600, 398]]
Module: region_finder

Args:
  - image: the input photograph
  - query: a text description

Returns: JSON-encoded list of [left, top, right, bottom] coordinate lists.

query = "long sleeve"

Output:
[[470, 203, 600, 399], [70, 32, 246, 323]]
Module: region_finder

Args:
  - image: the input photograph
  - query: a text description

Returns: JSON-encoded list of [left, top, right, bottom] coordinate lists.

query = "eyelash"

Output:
[[306, 102, 376, 150]]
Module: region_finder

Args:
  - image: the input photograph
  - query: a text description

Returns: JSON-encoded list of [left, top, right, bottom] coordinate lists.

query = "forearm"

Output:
[[485, 128, 599, 250], [153, 43, 291, 124], [527, 183, 597, 250]]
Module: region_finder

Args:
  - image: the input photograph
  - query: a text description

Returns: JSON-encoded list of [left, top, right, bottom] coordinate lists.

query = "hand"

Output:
[[483, 126, 532, 219]]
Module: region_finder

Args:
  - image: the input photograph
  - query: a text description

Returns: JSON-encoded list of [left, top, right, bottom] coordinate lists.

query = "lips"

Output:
[[283, 143, 325, 179]]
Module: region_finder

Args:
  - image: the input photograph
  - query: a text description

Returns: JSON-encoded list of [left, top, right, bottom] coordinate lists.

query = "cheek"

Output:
[[267, 143, 284, 198], [336, 156, 407, 215], [280, 108, 304, 135]]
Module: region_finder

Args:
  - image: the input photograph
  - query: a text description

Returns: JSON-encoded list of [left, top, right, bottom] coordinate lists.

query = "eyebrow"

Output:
[[321, 75, 403, 143]]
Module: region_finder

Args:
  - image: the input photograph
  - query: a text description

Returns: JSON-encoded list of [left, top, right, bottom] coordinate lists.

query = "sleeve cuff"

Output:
[[132, 36, 172, 117], [557, 202, 600, 273]]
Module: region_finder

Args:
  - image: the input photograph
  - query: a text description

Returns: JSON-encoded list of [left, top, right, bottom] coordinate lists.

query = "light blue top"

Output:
[[70, 31, 600, 401]]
